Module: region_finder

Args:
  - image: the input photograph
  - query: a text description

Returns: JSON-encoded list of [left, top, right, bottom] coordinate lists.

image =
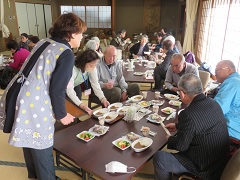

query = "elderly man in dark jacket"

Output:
[[153, 73, 230, 180], [153, 39, 175, 91]]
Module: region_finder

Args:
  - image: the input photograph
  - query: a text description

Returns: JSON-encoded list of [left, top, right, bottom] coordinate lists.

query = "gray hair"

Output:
[[85, 40, 97, 50], [171, 53, 185, 63], [178, 73, 203, 97], [141, 34, 148, 42], [91, 36, 100, 43]]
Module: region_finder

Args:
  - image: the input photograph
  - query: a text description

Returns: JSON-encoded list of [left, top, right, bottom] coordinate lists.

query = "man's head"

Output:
[[171, 53, 186, 74], [215, 60, 236, 83], [163, 35, 175, 49], [21, 33, 29, 43], [119, 29, 127, 38], [140, 35, 148, 46], [85, 40, 98, 51], [162, 40, 173, 53], [178, 73, 203, 104], [91, 36, 100, 49], [104, 45, 117, 65]]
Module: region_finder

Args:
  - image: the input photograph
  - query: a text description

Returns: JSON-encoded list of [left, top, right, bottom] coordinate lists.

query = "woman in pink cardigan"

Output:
[[0, 40, 30, 89]]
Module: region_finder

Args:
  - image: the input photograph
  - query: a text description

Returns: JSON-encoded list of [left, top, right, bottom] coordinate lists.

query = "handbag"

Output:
[[0, 41, 50, 133]]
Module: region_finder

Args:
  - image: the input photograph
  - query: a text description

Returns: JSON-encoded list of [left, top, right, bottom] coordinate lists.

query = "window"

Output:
[[60, 5, 111, 29], [196, 0, 240, 72]]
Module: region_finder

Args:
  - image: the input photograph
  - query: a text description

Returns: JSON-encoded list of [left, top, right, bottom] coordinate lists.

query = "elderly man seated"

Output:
[[129, 34, 149, 59], [153, 73, 230, 180], [153, 40, 175, 91], [96, 45, 140, 104], [162, 53, 199, 95], [214, 60, 240, 153]]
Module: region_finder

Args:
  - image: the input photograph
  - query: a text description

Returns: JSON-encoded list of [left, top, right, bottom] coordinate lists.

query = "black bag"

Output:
[[3, 42, 50, 133]]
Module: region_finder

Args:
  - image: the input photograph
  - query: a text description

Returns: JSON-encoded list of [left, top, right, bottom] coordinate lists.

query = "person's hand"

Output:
[[121, 91, 128, 101], [171, 87, 179, 92], [80, 103, 93, 115], [165, 123, 177, 132], [102, 99, 110, 107], [60, 113, 75, 125], [104, 82, 114, 89], [126, 38, 130, 42], [133, 54, 138, 59]]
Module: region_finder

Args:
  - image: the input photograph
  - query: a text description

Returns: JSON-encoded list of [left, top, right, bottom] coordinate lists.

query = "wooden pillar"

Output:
[[111, 0, 115, 31]]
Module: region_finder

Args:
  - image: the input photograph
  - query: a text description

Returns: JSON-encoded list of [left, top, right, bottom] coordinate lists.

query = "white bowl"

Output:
[[131, 137, 153, 152], [130, 95, 143, 102], [164, 94, 179, 101], [103, 112, 119, 122], [117, 106, 130, 116], [108, 103, 123, 111], [93, 108, 109, 117]]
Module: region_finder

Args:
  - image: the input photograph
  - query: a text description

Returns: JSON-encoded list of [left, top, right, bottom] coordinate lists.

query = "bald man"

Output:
[[214, 60, 240, 143], [96, 45, 140, 103]]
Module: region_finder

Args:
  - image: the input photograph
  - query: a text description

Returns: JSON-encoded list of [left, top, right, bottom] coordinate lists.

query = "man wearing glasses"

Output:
[[214, 60, 240, 154], [162, 53, 198, 95]]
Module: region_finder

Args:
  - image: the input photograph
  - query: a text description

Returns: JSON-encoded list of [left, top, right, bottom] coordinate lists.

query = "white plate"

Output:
[[123, 132, 142, 142], [76, 131, 95, 142], [164, 94, 179, 101], [108, 103, 123, 111], [117, 106, 130, 116], [138, 101, 151, 108], [147, 114, 164, 124], [161, 107, 176, 115], [112, 138, 131, 150], [93, 108, 109, 117], [134, 72, 144, 76], [151, 100, 165, 106], [130, 95, 143, 102], [131, 137, 153, 152], [103, 112, 119, 122], [169, 100, 182, 107], [88, 124, 109, 137]]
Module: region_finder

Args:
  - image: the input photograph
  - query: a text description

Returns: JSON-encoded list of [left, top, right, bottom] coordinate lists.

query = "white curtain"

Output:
[[182, 0, 199, 53], [0, 0, 10, 38]]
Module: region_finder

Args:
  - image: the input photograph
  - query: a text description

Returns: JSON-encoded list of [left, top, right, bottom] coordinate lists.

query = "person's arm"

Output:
[[9, 53, 21, 70], [214, 82, 233, 114], [167, 111, 195, 151], [96, 62, 105, 88], [66, 69, 83, 106], [164, 67, 174, 90], [189, 65, 199, 77], [116, 63, 128, 92], [89, 69, 107, 102], [50, 49, 75, 120]]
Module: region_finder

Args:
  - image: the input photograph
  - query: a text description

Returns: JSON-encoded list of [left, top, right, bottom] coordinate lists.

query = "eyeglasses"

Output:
[[215, 67, 229, 73]]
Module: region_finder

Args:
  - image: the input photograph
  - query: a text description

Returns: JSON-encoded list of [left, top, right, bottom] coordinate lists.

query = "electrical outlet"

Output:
[[13, 15, 15, 19]]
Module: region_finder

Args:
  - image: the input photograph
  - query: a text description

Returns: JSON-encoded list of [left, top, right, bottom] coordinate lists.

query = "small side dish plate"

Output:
[[76, 131, 95, 142], [161, 107, 176, 115], [112, 138, 131, 150], [164, 94, 179, 101], [169, 100, 182, 107]]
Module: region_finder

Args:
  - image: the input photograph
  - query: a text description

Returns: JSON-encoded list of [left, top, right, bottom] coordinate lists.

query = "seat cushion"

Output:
[[220, 149, 240, 180]]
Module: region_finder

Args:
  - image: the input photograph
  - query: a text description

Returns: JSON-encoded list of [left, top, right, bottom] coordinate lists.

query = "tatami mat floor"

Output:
[[0, 83, 168, 180]]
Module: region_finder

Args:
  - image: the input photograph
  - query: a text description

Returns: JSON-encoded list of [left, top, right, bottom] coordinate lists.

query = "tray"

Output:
[[92, 115, 124, 124]]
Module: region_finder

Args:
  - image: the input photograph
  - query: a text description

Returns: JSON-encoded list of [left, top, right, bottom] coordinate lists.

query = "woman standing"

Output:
[[67, 49, 110, 115], [0, 13, 87, 180]]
